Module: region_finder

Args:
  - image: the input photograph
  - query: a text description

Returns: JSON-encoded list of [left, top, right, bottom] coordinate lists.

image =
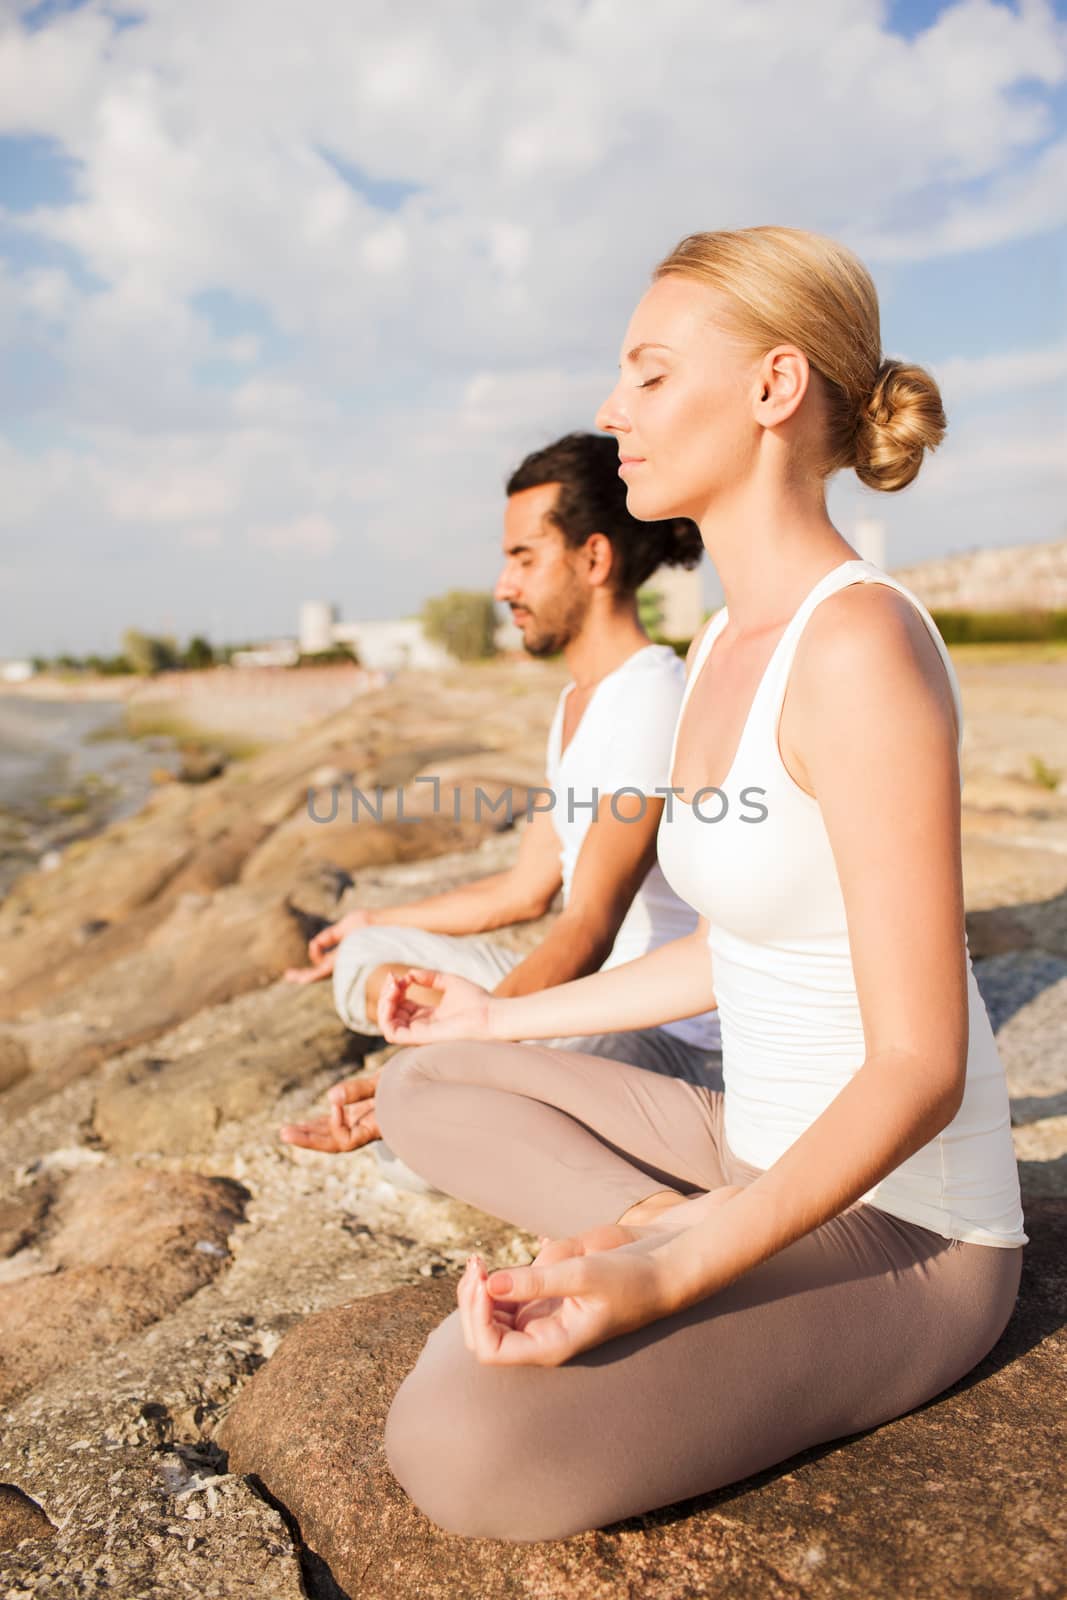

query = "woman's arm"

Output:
[[639, 587, 969, 1307], [380, 919, 716, 1047], [475, 589, 971, 1359], [489, 915, 716, 1039]]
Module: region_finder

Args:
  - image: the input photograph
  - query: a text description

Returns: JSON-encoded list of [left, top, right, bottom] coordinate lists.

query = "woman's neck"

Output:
[[696, 477, 856, 636]]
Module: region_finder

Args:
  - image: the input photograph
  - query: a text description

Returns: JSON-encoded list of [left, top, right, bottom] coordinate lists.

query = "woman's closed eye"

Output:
[[638, 376, 664, 389]]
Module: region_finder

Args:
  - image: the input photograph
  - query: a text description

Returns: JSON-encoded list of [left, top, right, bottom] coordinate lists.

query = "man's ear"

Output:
[[585, 531, 615, 588]]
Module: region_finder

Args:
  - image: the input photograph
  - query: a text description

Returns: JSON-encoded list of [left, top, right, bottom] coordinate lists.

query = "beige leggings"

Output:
[[375, 1040, 1024, 1543]]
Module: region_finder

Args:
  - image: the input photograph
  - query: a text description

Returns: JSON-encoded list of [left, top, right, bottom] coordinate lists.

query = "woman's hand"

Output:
[[457, 1240, 672, 1367], [378, 968, 494, 1045]]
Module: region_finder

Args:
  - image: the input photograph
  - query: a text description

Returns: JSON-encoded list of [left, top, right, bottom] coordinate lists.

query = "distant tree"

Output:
[[85, 653, 133, 676], [122, 628, 179, 675], [158, 634, 181, 671], [184, 635, 215, 670], [294, 643, 359, 668], [421, 590, 498, 662], [637, 586, 664, 637]]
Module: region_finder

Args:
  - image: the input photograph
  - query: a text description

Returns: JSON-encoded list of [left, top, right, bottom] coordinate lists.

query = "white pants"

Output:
[[331, 925, 723, 1090]]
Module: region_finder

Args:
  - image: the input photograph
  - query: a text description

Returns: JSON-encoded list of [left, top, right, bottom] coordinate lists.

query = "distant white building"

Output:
[[853, 518, 887, 568], [332, 619, 452, 672], [646, 561, 705, 640], [0, 659, 35, 683], [299, 601, 338, 655], [231, 640, 300, 668]]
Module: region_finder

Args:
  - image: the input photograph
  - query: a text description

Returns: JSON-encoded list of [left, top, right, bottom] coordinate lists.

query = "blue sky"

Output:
[[1, 0, 1065, 656]]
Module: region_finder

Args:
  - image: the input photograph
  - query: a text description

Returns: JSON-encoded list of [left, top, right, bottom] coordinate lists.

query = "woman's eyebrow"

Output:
[[619, 341, 673, 368]]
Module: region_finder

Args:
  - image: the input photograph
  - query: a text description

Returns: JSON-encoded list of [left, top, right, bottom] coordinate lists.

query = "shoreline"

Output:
[[0, 663, 378, 901]]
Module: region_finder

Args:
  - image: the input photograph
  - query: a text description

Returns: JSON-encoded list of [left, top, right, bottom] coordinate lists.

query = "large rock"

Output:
[[0, 883, 310, 1115], [0, 1483, 55, 1550], [0, 666, 559, 1022], [238, 753, 538, 889], [92, 982, 362, 1157], [219, 1200, 1066, 1600], [0, 1168, 247, 1407]]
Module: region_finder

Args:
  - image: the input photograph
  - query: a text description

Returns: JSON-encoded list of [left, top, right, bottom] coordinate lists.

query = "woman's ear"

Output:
[[755, 345, 809, 427]]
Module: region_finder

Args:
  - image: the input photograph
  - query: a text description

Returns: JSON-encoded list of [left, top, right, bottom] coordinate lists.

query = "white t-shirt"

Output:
[[545, 643, 721, 1051]]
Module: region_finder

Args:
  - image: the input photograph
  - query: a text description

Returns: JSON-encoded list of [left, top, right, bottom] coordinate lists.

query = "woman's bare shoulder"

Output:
[[799, 582, 954, 707]]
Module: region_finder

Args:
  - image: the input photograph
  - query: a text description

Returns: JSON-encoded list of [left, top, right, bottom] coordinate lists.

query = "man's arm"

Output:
[[493, 791, 662, 997], [366, 802, 563, 935]]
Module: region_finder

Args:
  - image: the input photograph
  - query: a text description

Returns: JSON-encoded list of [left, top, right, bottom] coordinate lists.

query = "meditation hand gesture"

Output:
[[279, 1070, 381, 1153], [458, 1229, 672, 1367], [378, 969, 493, 1045], [283, 907, 374, 986]]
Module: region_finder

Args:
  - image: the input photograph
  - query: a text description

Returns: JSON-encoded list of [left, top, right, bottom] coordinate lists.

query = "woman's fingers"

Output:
[[487, 1256, 586, 1305], [532, 1234, 582, 1267], [458, 1256, 487, 1353], [457, 1260, 474, 1350], [378, 973, 401, 1036], [403, 966, 444, 990], [472, 1273, 502, 1363]]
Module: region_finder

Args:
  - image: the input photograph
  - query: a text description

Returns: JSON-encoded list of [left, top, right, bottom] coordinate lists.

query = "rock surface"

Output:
[[0, 649, 1064, 1598], [0, 1168, 247, 1406], [0, 1486, 55, 1551], [221, 1199, 1066, 1600]]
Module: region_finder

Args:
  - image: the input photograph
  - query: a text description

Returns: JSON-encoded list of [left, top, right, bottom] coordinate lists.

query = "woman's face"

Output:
[[595, 273, 764, 525]]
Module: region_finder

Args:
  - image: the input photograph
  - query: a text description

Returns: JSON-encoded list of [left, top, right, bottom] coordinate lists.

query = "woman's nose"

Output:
[[595, 381, 628, 436]]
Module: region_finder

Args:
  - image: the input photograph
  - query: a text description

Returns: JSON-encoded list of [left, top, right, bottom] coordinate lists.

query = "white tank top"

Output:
[[656, 557, 1027, 1248], [546, 643, 721, 1051]]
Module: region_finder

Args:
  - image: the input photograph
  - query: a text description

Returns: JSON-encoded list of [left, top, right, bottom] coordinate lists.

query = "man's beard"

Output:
[[515, 587, 588, 658], [511, 579, 588, 659]]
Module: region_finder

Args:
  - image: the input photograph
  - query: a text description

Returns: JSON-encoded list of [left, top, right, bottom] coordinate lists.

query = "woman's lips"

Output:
[[618, 457, 645, 474]]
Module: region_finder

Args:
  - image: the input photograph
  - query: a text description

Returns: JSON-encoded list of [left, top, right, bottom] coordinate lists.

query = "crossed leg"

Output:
[[375, 1040, 1022, 1543], [374, 1038, 730, 1237]]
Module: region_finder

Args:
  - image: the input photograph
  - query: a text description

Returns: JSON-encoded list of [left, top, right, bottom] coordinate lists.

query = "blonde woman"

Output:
[[370, 227, 1027, 1542]]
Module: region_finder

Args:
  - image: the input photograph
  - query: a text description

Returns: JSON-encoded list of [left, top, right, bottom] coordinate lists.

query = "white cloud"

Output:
[[247, 512, 338, 556], [932, 343, 1067, 403], [0, 0, 1065, 653], [855, 134, 1067, 262]]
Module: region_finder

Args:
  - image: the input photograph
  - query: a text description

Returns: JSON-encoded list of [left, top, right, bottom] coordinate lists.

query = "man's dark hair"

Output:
[[505, 432, 703, 595]]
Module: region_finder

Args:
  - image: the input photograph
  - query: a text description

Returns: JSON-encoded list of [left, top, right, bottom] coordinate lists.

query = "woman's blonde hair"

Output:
[[653, 227, 946, 492]]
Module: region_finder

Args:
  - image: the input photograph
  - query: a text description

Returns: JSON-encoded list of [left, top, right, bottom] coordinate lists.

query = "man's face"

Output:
[[494, 482, 591, 657]]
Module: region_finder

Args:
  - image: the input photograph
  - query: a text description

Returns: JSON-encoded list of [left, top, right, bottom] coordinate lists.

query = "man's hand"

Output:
[[279, 1071, 382, 1152], [283, 907, 374, 986]]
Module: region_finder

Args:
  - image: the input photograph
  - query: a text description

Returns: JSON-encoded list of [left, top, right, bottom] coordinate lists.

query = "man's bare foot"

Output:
[[279, 1071, 381, 1153], [616, 1189, 689, 1227]]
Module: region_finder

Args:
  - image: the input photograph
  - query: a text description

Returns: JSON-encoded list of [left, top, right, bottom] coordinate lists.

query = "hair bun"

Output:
[[855, 358, 947, 493]]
